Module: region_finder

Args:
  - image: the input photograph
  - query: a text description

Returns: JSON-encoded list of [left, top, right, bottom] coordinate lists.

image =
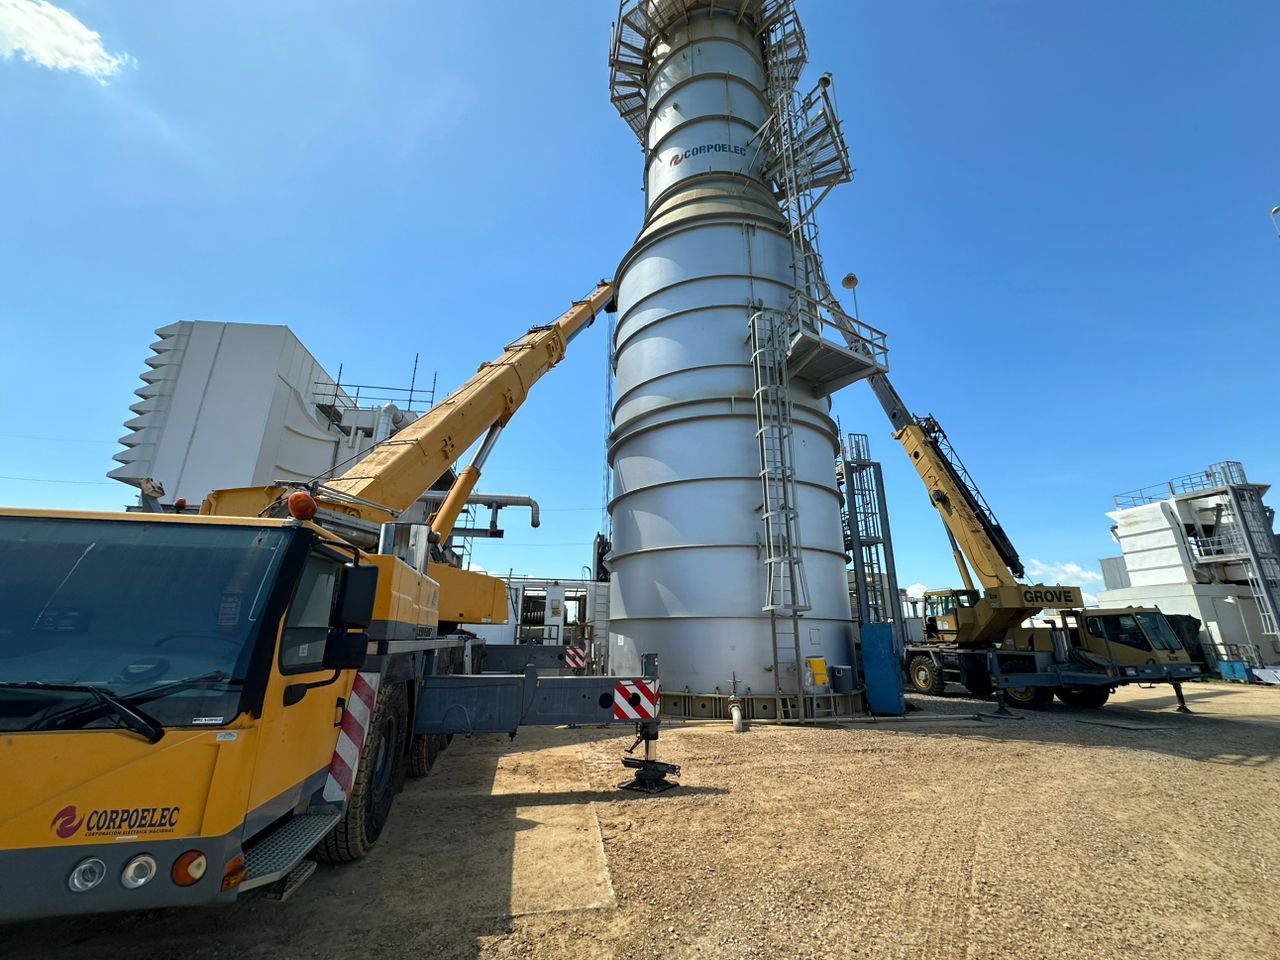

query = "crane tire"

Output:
[[1001, 658, 1054, 710], [406, 733, 439, 778], [1056, 686, 1111, 709], [908, 655, 947, 696], [316, 682, 408, 862]]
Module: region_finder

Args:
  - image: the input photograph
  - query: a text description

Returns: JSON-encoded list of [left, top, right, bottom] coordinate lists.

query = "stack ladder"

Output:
[[750, 307, 810, 719]]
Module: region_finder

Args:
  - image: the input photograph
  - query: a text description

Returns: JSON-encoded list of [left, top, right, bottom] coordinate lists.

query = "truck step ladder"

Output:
[[241, 809, 342, 891], [265, 859, 318, 903]]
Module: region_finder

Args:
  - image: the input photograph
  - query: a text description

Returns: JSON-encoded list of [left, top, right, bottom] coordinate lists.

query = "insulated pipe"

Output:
[[417, 492, 542, 529], [428, 422, 503, 543]]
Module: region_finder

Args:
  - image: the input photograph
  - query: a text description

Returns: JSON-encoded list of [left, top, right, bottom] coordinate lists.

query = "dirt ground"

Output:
[[4, 683, 1278, 960]]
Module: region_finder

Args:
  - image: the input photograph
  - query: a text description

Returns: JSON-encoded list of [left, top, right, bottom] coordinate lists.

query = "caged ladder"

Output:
[[749, 306, 811, 720]]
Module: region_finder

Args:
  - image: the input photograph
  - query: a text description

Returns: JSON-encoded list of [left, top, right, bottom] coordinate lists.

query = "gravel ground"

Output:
[[4, 682, 1278, 960]]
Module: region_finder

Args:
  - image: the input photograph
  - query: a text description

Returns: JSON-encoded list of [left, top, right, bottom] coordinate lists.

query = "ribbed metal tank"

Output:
[[607, 8, 853, 696]]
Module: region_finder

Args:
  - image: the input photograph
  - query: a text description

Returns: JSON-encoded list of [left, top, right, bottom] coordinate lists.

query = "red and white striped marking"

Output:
[[322, 671, 382, 803], [613, 678, 660, 720], [564, 645, 586, 670]]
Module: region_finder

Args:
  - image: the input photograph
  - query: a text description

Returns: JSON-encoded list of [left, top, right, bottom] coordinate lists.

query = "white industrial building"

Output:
[[109, 320, 418, 508], [1097, 462, 1280, 669]]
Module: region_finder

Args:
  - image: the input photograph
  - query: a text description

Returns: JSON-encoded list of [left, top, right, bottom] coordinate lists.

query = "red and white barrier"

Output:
[[613, 678, 660, 720], [564, 645, 586, 670]]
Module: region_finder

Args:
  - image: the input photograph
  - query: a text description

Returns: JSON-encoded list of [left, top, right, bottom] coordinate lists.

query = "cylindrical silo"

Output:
[[606, 2, 855, 710]]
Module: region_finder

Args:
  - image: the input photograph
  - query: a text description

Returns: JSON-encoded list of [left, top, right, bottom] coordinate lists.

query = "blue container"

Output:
[[1217, 660, 1251, 683], [860, 623, 905, 715]]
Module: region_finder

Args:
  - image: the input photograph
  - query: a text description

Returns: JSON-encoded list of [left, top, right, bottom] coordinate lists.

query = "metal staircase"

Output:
[[758, 2, 888, 395], [751, 0, 887, 720], [838, 433, 904, 648], [1228, 485, 1280, 644]]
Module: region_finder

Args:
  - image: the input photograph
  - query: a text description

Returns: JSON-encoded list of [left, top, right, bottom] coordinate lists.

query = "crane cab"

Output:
[[922, 589, 980, 642]]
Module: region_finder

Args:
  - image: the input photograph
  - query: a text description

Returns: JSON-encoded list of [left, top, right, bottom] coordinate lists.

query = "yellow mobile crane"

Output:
[[868, 373, 1203, 710], [0, 282, 675, 924]]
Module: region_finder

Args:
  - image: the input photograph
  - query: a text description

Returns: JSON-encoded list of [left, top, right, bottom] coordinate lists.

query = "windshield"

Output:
[[1135, 612, 1184, 652], [0, 517, 290, 732], [1086, 613, 1152, 651]]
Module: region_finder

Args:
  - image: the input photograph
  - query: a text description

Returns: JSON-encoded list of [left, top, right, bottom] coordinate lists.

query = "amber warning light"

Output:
[[288, 491, 318, 520]]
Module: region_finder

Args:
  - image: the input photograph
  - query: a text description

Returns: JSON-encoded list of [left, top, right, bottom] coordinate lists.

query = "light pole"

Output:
[[1271, 206, 1280, 240]]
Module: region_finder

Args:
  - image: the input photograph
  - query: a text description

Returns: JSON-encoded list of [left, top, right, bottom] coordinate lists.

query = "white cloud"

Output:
[[904, 582, 929, 599], [0, 0, 133, 83], [1025, 559, 1104, 586]]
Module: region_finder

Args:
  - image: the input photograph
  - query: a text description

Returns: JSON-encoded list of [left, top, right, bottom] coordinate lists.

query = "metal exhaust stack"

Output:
[[606, 1, 888, 720]]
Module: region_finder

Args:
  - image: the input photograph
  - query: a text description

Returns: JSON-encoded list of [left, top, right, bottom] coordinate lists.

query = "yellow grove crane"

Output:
[[0, 281, 678, 925], [867, 372, 1202, 710]]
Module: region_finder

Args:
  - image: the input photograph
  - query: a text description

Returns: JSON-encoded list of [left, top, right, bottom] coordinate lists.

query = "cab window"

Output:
[[926, 595, 956, 617], [1135, 613, 1183, 652], [280, 554, 340, 672], [1085, 614, 1151, 651]]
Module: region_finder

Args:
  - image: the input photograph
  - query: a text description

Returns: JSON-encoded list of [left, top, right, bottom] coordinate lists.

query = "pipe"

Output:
[[418, 492, 541, 529], [373, 403, 404, 443], [428, 423, 504, 542]]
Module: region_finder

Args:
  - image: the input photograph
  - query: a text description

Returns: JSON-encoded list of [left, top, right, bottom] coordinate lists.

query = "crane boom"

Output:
[[325, 282, 615, 519], [202, 282, 615, 531], [868, 372, 1024, 589]]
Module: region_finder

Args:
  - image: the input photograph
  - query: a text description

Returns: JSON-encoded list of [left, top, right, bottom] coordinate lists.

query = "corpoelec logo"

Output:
[[669, 142, 748, 166], [50, 804, 181, 839]]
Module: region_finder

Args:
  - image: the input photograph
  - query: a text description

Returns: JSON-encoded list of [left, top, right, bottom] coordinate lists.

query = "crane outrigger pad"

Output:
[[620, 756, 681, 794], [619, 720, 679, 793]]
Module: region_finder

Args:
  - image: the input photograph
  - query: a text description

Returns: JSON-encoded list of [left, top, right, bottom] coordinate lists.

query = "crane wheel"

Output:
[[317, 682, 409, 862], [1000, 658, 1054, 710], [908, 655, 947, 696], [1056, 686, 1111, 709], [406, 733, 439, 778]]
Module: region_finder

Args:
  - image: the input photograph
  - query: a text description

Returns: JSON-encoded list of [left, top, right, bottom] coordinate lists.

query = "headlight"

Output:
[[121, 854, 158, 889], [68, 857, 107, 893]]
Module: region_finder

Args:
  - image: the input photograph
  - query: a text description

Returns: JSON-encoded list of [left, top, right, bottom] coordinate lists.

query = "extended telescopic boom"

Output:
[[868, 372, 1025, 590], [203, 282, 615, 536], [325, 281, 615, 525]]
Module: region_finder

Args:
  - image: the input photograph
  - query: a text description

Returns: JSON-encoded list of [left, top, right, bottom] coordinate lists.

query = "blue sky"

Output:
[[1, 1, 1276, 598]]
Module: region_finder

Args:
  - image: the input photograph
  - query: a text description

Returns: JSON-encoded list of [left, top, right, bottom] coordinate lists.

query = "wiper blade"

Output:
[[120, 671, 242, 705], [2, 681, 165, 744]]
